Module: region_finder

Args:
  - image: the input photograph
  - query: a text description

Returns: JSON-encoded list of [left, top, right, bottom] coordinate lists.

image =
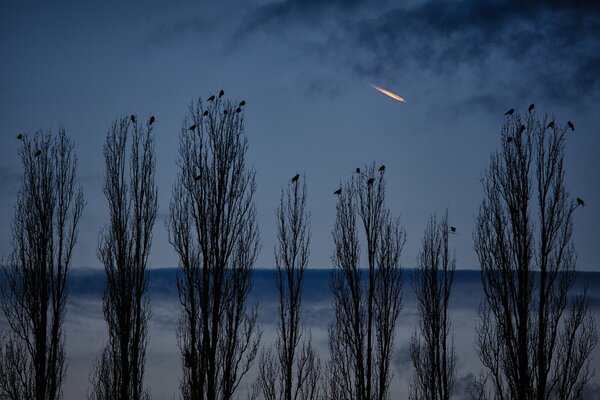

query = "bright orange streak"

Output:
[[370, 84, 406, 103]]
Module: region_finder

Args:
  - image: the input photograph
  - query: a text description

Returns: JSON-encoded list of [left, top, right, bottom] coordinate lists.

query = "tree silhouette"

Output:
[[409, 211, 456, 400], [88, 115, 157, 400], [473, 109, 597, 399], [254, 176, 321, 400], [167, 96, 261, 400], [0, 129, 85, 400], [324, 163, 405, 400]]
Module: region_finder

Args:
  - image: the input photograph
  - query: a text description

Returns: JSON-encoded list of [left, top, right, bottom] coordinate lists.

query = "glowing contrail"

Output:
[[370, 84, 406, 103]]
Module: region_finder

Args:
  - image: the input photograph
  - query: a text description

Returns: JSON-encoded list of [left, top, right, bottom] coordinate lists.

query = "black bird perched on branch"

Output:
[[519, 124, 526, 134], [576, 197, 585, 207], [130, 114, 136, 123], [239, 100, 246, 107], [528, 103, 535, 112], [334, 188, 342, 195], [505, 108, 514, 116], [236, 107, 241, 113], [223, 110, 228, 115], [356, 167, 361, 174], [291, 174, 300, 183], [35, 149, 42, 157], [208, 95, 215, 102], [367, 177, 375, 186], [149, 116, 155, 125], [379, 165, 385, 172], [219, 89, 224, 98], [546, 121, 554, 129], [567, 121, 575, 131], [203, 111, 209, 116], [188, 124, 196, 131], [16, 133, 23, 140], [449, 226, 457, 234], [194, 174, 201, 181]]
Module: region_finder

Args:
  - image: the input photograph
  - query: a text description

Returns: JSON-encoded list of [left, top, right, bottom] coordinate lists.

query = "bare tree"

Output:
[[409, 211, 456, 400], [324, 163, 405, 400], [254, 176, 321, 400], [88, 115, 157, 400], [473, 109, 597, 399], [167, 95, 261, 400], [0, 129, 85, 400]]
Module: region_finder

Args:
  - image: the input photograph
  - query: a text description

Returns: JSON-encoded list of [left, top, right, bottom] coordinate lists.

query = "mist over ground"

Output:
[[7, 268, 596, 400]]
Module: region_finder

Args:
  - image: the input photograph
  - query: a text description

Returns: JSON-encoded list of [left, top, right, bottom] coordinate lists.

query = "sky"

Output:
[[1, 0, 600, 271]]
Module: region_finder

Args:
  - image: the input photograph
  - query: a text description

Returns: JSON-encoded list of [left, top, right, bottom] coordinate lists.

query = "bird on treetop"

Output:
[[35, 149, 42, 157], [208, 95, 215, 102], [567, 121, 575, 131], [505, 108, 514, 116], [379, 165, 385, 172], [219, 89, 224, 98], [576, 197, 585, 207], [239, 100, 246, 107], [149, 116, 155, 125], [367, 177, 375, 186], [528, 103, 535, 112], [546, 121, 554, 129], [130, 114, 136, 123], [16, 133, 23, 140], [291, 174, 300, 183], [334, 188, 342, 195], [188, 124, 196, 131]]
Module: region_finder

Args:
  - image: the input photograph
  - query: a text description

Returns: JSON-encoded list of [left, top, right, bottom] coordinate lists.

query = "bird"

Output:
[[203, 111, 209, 116], [519, 124, 526, 134], [223, 109, 228, 115], [449, 226, 457, 234], [334, 188, 342, 195], [16, 133, 23, 140], [378, 164, 385, 172], [239, 100, 246, 107], [546, 121, 554, 129], [219, 89, 224, 98], [34, 149, 42, 157], [208, 95, 215, 102], [194, 174, 201, 181], [576, 197, 585, 207], [356, 167, 361, 174], [505, 108, 514, 116], [507, 137, 513, 144], [235, 107, 241, 113], [528, 103, 535, 113], [149, 116, 155, 125], [188, 124, 196, 131], [567, 121, 575, 131], [367, 177, 375, 186], [291, 174, 300, 183], [130, 114, 136, 123]]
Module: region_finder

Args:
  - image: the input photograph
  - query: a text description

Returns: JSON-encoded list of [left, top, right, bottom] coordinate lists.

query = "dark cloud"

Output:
[[242, 0, 600, 105]]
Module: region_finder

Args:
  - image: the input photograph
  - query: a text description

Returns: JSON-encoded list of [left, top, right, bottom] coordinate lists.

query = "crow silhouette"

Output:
[[367, 178, 375, 186], [236, 107, 241, 113], [16, 133, 23, 140], [356, 167, 361, 174], [528, 103, 535, 112], [208, 95, 215, 102], [149, 116, 155, 125], [203, 111, 209, 116], [188, 124, 196, 131], [576, 197, 585, 207], [291, 174, 300, 183], [334, 188, 342, 195], [546, 121, 554, 129], [219, 89, 224, 98], [567, 121, 575, 131], [130, 115, 136, 123], [505, 108, 514, 116], [35, 149, 42, 157], [239, 100, 246, 107], [379, 165, 385, 172], [450, 226, 457, 233]]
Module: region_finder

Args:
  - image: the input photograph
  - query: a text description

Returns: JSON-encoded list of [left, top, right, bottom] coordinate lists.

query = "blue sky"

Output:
[[1, 0, 599, 270]]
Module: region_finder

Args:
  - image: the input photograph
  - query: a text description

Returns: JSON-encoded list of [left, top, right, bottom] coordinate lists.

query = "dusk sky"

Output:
[[1, 0, 599, 271]]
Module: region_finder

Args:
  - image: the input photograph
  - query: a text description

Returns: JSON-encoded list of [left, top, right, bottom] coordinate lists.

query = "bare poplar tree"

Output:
[[473, 109, 597, 399], [167, 95, 261, 400], [0, 129, 85, 400], [324, 163, 405, 400], [88, 115, 157, 400], [409, 211, 456, 400], [254, 176, 321, 400]]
